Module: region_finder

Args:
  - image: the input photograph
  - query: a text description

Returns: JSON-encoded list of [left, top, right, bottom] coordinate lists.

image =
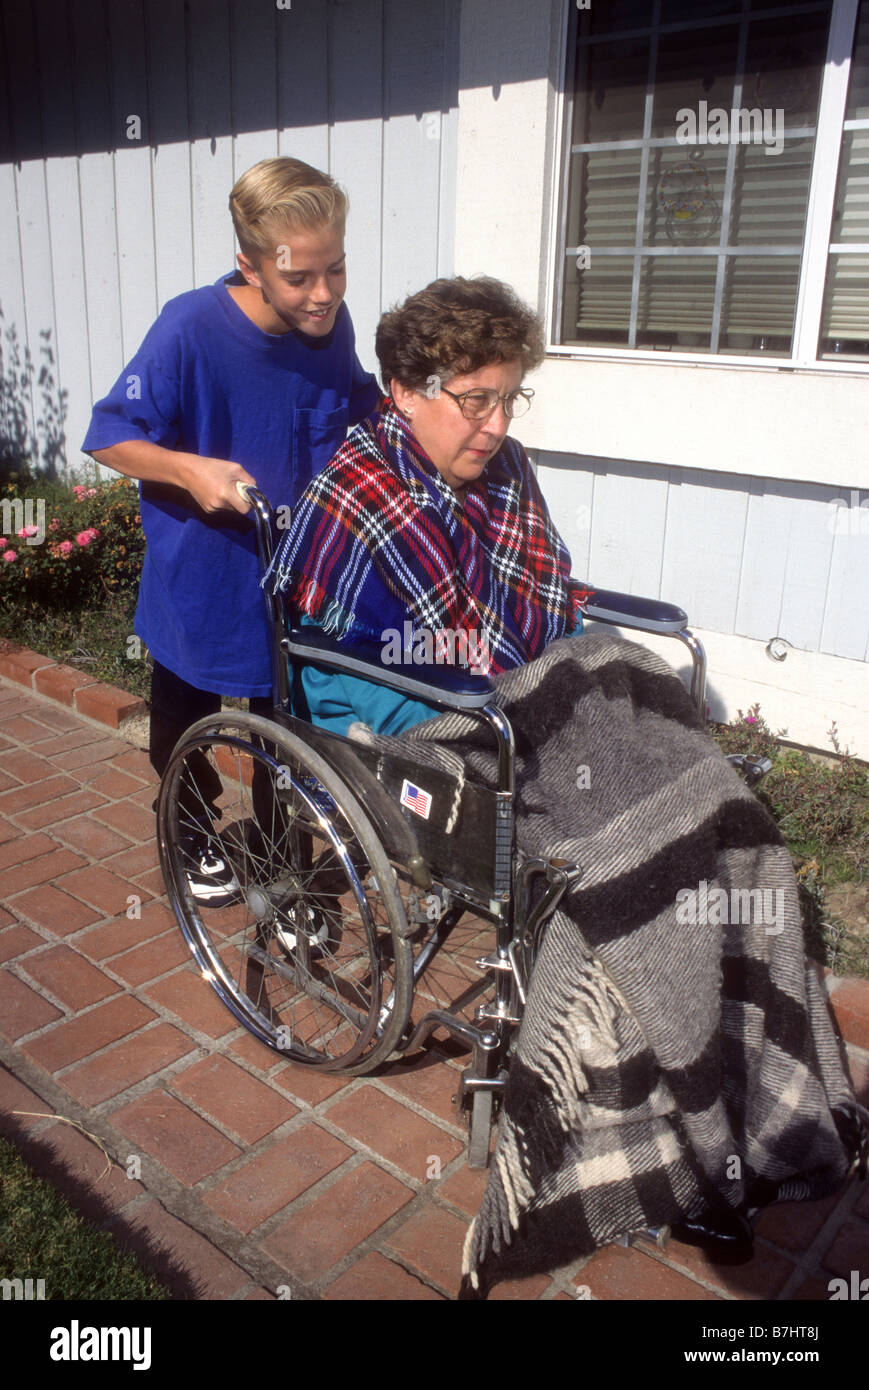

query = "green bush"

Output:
[[709, 703, 869, 977], [709, 702, 869, 877], [0, 469, 144, 607], [707, 700, 785, 763]]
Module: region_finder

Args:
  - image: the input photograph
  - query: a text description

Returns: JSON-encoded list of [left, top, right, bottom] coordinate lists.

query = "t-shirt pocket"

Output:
[[292, 405, 349, 490]]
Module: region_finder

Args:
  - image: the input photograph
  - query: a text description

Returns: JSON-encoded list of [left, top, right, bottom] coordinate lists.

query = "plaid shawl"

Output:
[[265, 401, 584, 672]]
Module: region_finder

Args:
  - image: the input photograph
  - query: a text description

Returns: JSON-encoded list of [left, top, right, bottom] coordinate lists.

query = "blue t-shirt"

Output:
[[82, 272, 379, 696]]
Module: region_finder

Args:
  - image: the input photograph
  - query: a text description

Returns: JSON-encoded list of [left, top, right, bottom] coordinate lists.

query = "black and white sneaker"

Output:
[[179, 827, 241, 908], [274, 902, 331, 957]]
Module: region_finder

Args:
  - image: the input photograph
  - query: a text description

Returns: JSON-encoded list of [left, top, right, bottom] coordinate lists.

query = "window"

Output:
[[553, 0, 869, 365], [820, 1, 869, 354]]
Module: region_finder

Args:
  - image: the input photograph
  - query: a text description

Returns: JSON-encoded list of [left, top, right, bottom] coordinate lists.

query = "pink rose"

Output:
[[75, 528, 99, 547], [49, 518, 60, 531], [72, 485, 86, 498], [0, 537, 6, 547], [16, 525, 39, 538], [57, 540, 74, 556], [86, 488, 98, 497], [2, 549, 17, 562]]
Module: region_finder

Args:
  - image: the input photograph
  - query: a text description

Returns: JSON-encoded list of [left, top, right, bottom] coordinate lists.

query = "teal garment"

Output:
[[293, 618, 440, 735], [299, 663, 441, 736], [292, 615, 585, 736]]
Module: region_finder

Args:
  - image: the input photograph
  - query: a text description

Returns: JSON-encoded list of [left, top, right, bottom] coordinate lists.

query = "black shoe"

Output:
[[179, 825, 241, 908], [671, 1204, 754, 1261], [274, 902, 331, 957]]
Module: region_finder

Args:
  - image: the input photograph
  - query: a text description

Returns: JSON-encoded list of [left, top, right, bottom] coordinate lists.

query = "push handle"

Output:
[[233, 484, 290, 710], [234, 483, 278, 573]]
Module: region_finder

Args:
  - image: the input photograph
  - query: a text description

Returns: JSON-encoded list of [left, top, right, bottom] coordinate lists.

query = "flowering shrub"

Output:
[[0, 475, 145, 607], [709, 701, 869, 874], [708, 701, 783, 762]]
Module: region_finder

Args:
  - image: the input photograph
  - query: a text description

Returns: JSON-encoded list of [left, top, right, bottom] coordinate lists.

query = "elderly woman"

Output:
[[269, 276, 581, 734], [267, 277, 865, 1296]]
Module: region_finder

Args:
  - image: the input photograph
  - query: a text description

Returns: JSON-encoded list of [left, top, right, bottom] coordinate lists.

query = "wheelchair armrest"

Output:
[[282, 626, 495, 711], [582, 586, 688, 635]]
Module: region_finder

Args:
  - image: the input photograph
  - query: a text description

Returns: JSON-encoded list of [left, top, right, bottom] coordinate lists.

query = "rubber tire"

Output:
[[157, 712, 414, 1074], [467, 1087, 494, 1169]]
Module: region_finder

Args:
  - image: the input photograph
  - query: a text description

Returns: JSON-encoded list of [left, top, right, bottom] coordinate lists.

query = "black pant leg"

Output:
[[150, 661, 225, 821], [151, 664, 279, 832], [149, 660, 222, 779]]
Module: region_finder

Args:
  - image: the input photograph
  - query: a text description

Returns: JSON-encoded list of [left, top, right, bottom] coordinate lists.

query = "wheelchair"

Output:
[[156, 487, 720, 1168]]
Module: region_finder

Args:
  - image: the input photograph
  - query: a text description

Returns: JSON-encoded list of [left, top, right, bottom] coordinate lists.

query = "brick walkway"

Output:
[[1, 655, 868, 1301]]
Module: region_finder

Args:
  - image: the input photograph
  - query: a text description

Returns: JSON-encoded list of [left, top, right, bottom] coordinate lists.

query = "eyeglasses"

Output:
[[438, 385, 535, 420]]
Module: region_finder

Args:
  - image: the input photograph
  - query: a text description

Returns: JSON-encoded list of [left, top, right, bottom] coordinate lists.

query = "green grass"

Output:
[[0, 593, 152, 701], [0, 1136, 172, 1300]]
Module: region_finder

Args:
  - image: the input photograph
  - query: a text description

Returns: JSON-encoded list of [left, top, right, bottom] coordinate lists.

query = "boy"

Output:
[[83, 158, 379, 790]]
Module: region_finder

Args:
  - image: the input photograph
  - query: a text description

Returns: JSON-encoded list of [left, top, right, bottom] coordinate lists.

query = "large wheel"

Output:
[[156, 713, 414, 1074]]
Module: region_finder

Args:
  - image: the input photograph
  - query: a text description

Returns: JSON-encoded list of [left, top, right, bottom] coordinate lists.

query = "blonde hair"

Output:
[[229, 158, 347, 258]]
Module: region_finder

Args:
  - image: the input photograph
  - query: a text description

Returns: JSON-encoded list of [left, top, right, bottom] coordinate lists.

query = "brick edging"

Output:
[[826, 974, 869, 1054], [0, 640, 145, 731]]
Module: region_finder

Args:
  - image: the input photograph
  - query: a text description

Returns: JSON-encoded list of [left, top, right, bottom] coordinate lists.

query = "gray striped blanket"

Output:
[[377, 632, 862, 1295]]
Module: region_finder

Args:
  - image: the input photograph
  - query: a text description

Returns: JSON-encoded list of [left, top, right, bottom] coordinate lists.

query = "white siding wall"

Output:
[[534, 448, 869, 754], [0, 0, 460, 480], [534, 450, 869, 658]]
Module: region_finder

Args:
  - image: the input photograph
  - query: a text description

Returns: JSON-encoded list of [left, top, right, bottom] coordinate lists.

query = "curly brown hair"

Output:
[[375, 276, 545, 391]]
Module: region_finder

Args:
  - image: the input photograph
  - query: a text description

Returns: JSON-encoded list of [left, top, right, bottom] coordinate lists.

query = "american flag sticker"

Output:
[[400, 779, 433, 820]]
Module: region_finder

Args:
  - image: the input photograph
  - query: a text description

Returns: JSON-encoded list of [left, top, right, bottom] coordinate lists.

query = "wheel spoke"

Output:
[[244, 940, 372, 1030], [157, 715, 413, 1071]]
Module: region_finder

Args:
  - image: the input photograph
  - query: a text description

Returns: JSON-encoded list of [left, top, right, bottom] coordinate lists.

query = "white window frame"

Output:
[[545, 0, 866, 374]]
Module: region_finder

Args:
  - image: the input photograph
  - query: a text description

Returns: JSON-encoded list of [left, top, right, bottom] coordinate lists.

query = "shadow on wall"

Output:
[[1, 0, 468, 162], [0, 304, 67, 483]]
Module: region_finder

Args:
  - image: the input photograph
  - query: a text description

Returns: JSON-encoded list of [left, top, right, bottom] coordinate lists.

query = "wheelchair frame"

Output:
[[157, 487, 710, 1166]]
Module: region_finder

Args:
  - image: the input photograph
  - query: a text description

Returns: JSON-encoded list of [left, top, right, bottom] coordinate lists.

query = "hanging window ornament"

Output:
[[658, 151, 721, 245], [753, 54, 812, 120]]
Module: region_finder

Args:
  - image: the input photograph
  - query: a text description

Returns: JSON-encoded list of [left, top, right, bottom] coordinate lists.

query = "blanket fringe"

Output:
[[461, 1217, 478, 1281]]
